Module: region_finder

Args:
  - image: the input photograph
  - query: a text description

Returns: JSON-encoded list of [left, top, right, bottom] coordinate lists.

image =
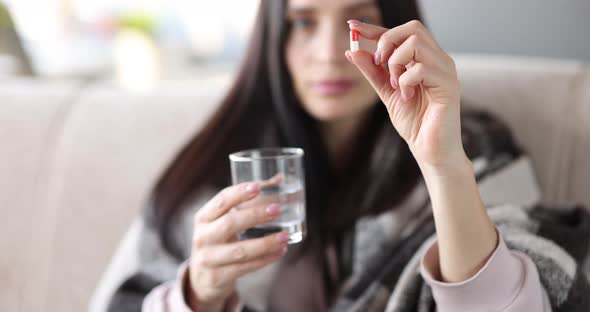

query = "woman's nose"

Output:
[[313, 24, 348, 64]]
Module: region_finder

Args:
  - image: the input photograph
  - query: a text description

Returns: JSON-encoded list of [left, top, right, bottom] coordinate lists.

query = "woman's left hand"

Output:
[[346, 20, 465, 170]]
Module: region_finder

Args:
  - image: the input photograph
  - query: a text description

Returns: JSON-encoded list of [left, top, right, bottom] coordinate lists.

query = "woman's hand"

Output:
[[346, 19, 498, 284], [188, 182, 289, 311], [346, 19, 466, 171]]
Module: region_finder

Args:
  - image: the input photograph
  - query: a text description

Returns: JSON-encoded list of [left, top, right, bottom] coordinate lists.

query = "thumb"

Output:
[[346, 50, 393, 100]]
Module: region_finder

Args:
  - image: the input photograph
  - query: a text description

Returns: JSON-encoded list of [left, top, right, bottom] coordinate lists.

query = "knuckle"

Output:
[[205, 270, 223, 288], [264, 235, 278, 249], [215, 193, 228, 211], [192, 231, 208, 248], [398, 77, 409, 88], [237, 182, 255, 198], [231, 246, 248, 261], [398, 72, 413, 86], [257, 205, 271, 221], [235, 182, 247, 191], [414, 63, 427, 76], [193, 252, 208, 267], [407, 34, 420, 48], [238, 207, 257, 227], [408, 19, 423, 30], [387, 56, 395, 66], [379, 30, 393, 45], [222, 185, 234, 194], [193, 211, 204, 225], [447, 56, 457, 71], [235, 260, 255, 274], [388, 56, 400, 68], [218, 215, 235, 234]]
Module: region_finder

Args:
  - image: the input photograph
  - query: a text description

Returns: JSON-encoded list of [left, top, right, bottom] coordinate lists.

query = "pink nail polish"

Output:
[[347, 19, 361, 26], [266, 203, 280, 216], [374, 50, 381, 65], [390, 76, 398, 89], [276, 232, 290, 243], [246, 183, 260, 193], [273, 246, 287, 256]]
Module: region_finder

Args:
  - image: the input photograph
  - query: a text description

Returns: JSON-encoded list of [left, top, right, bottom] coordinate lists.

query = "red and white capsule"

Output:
[[350, 29, 360, 52]]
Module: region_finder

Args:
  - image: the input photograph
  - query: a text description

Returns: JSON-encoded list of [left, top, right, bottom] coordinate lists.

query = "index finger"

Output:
[[258, 173, 284, 189], [196, 182, 261, 223], [349, 20, 429, 47], [347, 20, 389, 41], [349, 20, 439, 63]]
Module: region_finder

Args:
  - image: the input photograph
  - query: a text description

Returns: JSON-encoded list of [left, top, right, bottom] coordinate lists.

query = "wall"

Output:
[[419, 0, 590, 62]]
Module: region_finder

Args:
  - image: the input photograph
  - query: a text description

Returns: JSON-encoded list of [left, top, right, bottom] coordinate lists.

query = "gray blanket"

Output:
[[107, 111, 590, 311]]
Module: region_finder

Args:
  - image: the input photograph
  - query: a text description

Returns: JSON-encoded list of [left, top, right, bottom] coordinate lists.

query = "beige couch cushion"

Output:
[[42, 80, 227, 311], [569, 72, 590, 208], [457, 54, 590, 207], [0, 78, 228, 311], [0, 79, 80, 310]]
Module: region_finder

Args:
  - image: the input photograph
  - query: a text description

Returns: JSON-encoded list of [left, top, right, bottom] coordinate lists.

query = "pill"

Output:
[[350, 29, 360, 52]]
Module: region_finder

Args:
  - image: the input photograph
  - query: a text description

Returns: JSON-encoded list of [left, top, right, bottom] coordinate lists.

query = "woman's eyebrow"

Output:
[[288, 1, 375, 15], [343, 1, 377, 12]]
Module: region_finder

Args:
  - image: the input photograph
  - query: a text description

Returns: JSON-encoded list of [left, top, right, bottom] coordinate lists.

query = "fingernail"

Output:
[[273, 246, 288, 256], [276, 232, 290, 243], [246, 183, 260, 193], [406, 88, 415, 100], [345, 51, 352, 63], [347, 19, 361, 26], [373, 50, 381, 65], [390, 76, 398, 89], [266, 203, 281, 216]]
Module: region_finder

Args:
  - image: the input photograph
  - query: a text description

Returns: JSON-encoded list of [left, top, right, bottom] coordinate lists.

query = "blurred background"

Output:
[[420, 0, 590, 62], [2, 1, 589, 311], [1, 0, 589, 91], [0, 0, 259, 91]]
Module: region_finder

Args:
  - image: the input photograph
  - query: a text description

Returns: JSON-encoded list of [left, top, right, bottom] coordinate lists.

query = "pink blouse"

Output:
[[142, 232, 547, 312]]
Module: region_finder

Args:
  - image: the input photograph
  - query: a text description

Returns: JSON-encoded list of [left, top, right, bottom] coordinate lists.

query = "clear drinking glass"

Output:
[[229, 148, 306, 244]]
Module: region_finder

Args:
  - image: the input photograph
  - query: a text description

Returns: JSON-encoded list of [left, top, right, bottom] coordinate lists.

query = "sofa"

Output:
[[1, 54, 589, 311]]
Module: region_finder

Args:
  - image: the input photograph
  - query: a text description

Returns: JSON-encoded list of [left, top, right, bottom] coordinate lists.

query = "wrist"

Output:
[[184, 272, 226, 312], [416, 151, 498, 282], [417, 151, 473, 182], [186, 289, 226, 312], [417, 151, 481, 216]]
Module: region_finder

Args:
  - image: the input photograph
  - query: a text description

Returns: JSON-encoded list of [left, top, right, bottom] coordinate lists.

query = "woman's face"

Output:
[[285, 0, 382, 123]]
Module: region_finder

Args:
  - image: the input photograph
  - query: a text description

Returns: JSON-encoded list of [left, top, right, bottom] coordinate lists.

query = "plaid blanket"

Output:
[[330, 203, 590, 312], [107, 111, 590, 311]]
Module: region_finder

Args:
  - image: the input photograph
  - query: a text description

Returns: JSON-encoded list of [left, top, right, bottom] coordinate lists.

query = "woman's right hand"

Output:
[[187, 181, 289, 311]]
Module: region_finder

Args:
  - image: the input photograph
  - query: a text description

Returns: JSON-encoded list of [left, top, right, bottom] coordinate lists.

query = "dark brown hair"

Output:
[[149, 0, 424, 258]]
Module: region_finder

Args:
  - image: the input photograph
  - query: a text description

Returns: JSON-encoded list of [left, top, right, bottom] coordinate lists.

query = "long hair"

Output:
[[149, 0, 424, 258]]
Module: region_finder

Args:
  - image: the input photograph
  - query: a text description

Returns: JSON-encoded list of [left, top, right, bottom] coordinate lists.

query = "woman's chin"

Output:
[[307, 107, 352, 123], [301, 95, 376, 123]]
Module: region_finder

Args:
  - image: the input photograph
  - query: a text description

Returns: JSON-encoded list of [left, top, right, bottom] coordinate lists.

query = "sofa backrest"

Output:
[[456, 54, 590, 208], [1, 55, 588, 311]]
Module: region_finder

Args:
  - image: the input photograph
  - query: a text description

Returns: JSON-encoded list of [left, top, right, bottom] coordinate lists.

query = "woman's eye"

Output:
[[291, 17, 315, 29], [355, 16, 373, 24]]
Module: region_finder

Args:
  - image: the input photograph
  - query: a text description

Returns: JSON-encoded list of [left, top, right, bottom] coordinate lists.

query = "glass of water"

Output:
[[229, 147, 306, 244]]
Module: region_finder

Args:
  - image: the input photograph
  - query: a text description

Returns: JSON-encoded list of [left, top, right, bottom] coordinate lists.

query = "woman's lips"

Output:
[[312, 79, 355, 96]]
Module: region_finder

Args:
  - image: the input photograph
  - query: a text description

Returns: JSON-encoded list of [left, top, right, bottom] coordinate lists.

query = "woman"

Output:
[[105, 0, 590, 311]]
